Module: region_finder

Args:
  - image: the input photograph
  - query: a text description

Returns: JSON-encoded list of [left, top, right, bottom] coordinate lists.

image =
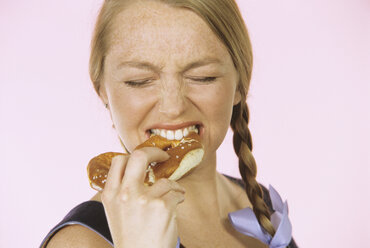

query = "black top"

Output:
[[40, 175, 298, 248]]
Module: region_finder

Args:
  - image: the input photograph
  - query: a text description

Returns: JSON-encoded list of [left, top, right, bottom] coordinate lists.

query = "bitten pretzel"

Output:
[[87, 132, 204, 191]]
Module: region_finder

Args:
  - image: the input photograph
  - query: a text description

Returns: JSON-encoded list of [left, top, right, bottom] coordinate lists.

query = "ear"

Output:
[[98, 82, 115, 128], [233, 87, 242, 106], [98, 82, 109, 107]]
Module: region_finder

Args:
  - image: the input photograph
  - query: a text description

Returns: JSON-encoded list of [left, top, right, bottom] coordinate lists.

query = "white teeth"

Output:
[[167, 130, 175, 140], [175, 130, 183, 140], [150, 125, 199, 140], [183, 128, 189, 137]]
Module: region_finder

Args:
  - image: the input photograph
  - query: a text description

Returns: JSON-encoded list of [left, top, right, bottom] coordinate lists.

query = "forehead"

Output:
[[106, 1, 229, 66]]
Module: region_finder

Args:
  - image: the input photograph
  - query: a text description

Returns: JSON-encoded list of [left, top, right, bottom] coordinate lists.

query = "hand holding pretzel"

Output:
[[101, 148, 185, 248], [87, 132, 204, 190], [88, 133, 204, 247]]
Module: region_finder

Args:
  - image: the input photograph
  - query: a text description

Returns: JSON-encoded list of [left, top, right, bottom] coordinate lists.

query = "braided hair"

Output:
[[231, 98, 276, 237]]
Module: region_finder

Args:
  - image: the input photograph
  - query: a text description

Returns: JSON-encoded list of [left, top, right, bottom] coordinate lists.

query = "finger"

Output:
[[164, 214, 179, 247], [104, 155, 128, 191], [145, 178, 186, 198], [122, 147, 170, 188], [161, 190, 186, 211]]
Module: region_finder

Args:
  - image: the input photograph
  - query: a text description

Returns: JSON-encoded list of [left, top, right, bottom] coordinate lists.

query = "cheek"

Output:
[[194, 84, 235, 121], [212, 92, 234, 135], [108, 88, 157, 152], [195, 84, 235, 154], [108, 88, 155, 129]]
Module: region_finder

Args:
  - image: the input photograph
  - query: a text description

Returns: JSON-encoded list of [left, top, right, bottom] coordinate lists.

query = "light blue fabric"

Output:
[[228, 185, 292, 248], [176, 237, 181, 248]]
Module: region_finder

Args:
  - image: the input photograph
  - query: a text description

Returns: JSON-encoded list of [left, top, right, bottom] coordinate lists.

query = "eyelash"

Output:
[[193, 77, 217, 82], [124, 79, 151, 87], [124, 77, 217, 87]]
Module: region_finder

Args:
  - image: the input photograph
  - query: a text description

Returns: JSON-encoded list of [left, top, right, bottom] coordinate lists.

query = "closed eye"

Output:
[[190, 77, 217, 82], [124, 79, 151, 87], [124, 77, 217, 88]]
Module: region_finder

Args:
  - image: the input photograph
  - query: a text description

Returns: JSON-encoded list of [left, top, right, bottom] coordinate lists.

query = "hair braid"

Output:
[[231, 101, 276, 237]]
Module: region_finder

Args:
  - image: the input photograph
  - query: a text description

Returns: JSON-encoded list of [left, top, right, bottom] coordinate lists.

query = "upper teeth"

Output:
[[150, 125, 199, 140]]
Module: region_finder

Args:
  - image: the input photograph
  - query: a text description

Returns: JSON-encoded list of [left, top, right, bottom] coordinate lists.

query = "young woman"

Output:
[[41, 0, 297, 247]]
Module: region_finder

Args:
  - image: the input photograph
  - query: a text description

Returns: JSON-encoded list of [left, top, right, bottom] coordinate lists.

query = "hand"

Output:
[[101, 147, 186, 248]]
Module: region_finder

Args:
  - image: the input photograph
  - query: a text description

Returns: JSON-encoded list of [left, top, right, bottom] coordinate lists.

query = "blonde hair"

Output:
[[89, 0, 275, 236]]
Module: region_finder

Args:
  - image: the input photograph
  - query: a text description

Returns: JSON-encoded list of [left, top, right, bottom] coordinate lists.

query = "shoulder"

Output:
[[221, 174, 274, 211], [42, 200, 112, 248], [46, 224, 112, 248]]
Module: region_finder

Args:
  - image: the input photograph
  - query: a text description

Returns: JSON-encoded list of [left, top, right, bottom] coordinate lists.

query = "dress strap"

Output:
[[40, 201, 112, 247], [40, 200, 186, 248]]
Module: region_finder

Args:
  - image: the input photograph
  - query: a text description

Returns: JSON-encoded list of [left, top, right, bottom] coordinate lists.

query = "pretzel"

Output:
[[87, 132, 204, 191]]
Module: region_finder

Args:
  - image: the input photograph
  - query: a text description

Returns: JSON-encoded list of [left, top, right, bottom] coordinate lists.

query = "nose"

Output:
[[158, 78, 187, 118]]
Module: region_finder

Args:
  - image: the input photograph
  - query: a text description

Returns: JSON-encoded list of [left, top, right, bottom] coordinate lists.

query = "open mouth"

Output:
[[146, 124, 203, 140]]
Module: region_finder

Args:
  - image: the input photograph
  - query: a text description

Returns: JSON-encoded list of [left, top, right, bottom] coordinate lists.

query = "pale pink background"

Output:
[[1, 0, 369, 247]]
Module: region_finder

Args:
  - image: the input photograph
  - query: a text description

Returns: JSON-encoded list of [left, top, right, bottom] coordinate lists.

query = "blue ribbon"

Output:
[[228, 185, 292, 248], [176, 237, 181, 248]]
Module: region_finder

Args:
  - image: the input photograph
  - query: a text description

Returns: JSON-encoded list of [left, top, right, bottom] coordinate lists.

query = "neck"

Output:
[[179, 151, 218, 186], [176, 152, 225, 221]]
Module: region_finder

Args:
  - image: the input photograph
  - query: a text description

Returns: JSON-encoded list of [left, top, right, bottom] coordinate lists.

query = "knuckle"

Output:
[[156, 178, 170, 186], [118, 187, 131, 202], [167, 180, 185, 192], [170, 190, 181, 197], [167, 179, 179, 187], [137, 195, 148, 205], [151, 199, 166, 210], [170, 190, 185, 203], [130, 150, 148, 163], [178, 192, 185, 203]]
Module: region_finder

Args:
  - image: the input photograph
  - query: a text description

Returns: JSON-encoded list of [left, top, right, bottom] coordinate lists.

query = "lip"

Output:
[[145, 121, 204, 139], [147, 121, 202, 130]]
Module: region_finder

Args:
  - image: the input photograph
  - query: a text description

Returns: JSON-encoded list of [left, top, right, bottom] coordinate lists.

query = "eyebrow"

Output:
[[116, 57, 223, 73]]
